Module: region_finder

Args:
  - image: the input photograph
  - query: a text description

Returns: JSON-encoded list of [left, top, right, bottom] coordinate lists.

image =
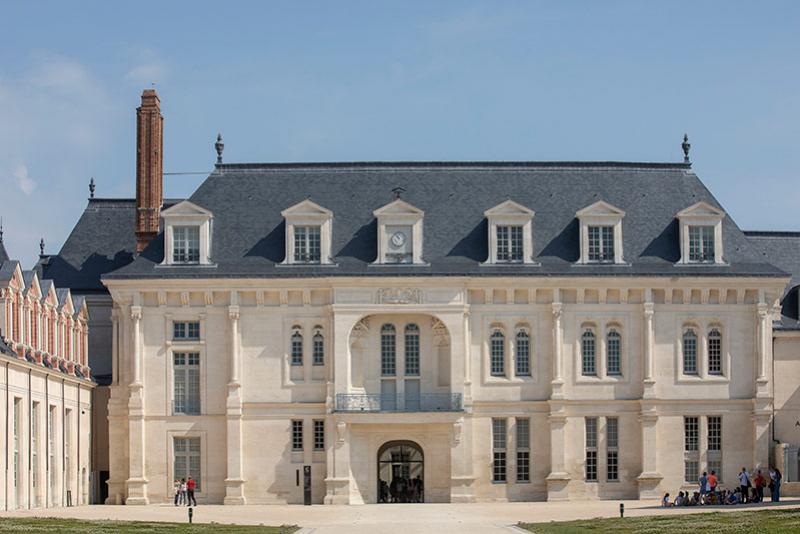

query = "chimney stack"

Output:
[[135, 89, 164, 253]]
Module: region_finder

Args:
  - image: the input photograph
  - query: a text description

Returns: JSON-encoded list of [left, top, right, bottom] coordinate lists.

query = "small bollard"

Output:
[[619, 502, 624, 518], [188, 506, 193, 523]]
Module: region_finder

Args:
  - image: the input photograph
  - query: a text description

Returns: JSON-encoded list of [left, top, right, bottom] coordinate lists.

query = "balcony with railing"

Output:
[[335, 393, 463, 413]]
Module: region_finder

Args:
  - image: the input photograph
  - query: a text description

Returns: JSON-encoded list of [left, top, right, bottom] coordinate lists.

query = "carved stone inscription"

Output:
[[376, 288, 423, 304]]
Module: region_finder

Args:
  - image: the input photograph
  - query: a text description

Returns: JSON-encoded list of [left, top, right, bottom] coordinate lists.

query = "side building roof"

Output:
[[745, 231, 800, 328], [104, 161, 786, 280]]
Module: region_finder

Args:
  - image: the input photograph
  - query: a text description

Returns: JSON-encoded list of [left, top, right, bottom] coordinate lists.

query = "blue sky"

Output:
[[1, 1, 798, 266]]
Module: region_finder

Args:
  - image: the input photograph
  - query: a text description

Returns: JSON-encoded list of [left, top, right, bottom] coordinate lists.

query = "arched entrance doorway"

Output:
[[377, 441, 424, 503]]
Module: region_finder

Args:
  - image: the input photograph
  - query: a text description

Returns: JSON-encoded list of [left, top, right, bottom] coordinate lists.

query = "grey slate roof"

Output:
[[745, 231, 800, 326], [0, 260, 20, 282], [40, 198, 181, 293], [104, 161, 787, 281], [0, 240, 8, 263]]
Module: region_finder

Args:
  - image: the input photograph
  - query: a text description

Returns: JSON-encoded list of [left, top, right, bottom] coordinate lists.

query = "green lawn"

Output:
[[0, 517, 298, 533], [518, 507, 800, 533]]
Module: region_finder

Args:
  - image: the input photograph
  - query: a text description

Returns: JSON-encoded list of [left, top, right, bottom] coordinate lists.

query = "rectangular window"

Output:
[[606, 417, 619, 481], [516, 418, 530, 483], [582, 332, 596, 376], [31, 402, 39, 501], [173, 352, 200, 415], [585, 417, 598, 481], [588, 226, 614, 262], [707, 416, 722, 481], [683, 331, 698, 375], [292, 420, 304, 451], [13, 398, 20, 493], [606, 331, 621, 376], [313, 420, 325, 451], [294, 226, 321, 263], [65, 408, 72, 492], [291, 331, 303, 366], [497, 225, 523, 262], [708, 330, 722, 375], [381, 328, 396, 376], [173, 226, 200, 264], [490, 332, 505, 377], [515, 331, 531, 376], [312, 332, 324, 366], [492, 418, 507, 483], [688, 226, 715, 262], [173, 321, 200, 341], [174, 437, 201, 492], [405, 327, 420, 376], [684, 416, 699, 482], [48, 406, 56, 503]]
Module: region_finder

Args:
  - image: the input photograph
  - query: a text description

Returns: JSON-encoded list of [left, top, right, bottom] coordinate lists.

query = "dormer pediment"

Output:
[[161, 200, 214, 219], [281, 199, 333, 219], [576, 200, 626, 218], [373, 199, 424, 217], [676, 201, 725, 219], [484, 200, 535, 218], [23, 271, 41, 299], [58, 289, 74, 315], [40, 281, 57, 307]]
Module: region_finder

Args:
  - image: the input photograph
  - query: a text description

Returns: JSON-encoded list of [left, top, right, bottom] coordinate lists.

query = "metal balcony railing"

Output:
[[335, 393, 463, 413], [172, 400, 201, 416]]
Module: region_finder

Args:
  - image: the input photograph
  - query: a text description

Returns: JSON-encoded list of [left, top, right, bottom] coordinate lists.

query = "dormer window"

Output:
[[484, 200, 535, 265], [161, 201, 214, 266], [373, 199, 425, 265], [173, 226, 200, 264], [688, 226, 715, 263], [293, 226, 321, 263], [576, 201, 625, 265], [676, 202, 725, 265], [281, 200, 334, 265], [587, 226, 614, 263]]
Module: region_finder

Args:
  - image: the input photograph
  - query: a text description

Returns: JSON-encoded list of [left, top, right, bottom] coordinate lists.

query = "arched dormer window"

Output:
[[581, 328, 597, 376], [490, 328, 506, 377], [606, 328, 622, 376], [404, 324, 420, 376], [312, 326, 324, 366], [290, 327, 303, 366], [708, 327, 722, 375], [682, 328, 698, 375], [515, 327, 531, 376], [381, 324, 396, 376]]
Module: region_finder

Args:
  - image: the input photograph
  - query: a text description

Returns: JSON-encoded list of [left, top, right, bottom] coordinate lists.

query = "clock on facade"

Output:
[[390, 231, 407, 248]]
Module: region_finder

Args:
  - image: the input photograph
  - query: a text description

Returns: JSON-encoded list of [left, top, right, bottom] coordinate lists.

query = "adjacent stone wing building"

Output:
[[39, 90, 800, 505]]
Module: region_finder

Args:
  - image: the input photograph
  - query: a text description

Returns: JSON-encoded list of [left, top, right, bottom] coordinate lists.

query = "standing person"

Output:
[[698, 471, 708, 499], [173, 479, 182, 506], [186, 476, 197, 506], [708, 470, 718, 501], [753, 470, 766, 503], [180, 478, 187, 505], [738, 468, 750, 504], [770, 468, 782, 502]]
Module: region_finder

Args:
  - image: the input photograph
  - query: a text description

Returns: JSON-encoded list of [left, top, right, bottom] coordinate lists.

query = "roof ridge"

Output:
[[214, 161, 692, 171], [744, 230, 800, 237]]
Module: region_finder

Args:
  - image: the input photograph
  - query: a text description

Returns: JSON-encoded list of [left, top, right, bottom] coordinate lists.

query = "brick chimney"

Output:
[[135, 89, 164, 253]]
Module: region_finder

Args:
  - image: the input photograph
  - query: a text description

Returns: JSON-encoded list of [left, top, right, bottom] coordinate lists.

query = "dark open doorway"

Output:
[[377, 440, 424, 503]]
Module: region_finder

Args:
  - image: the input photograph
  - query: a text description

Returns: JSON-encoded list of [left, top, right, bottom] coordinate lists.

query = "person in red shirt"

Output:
[[708, 471, 718, 501], [753, 470, 766, 503], [186, 476, 197, 506]]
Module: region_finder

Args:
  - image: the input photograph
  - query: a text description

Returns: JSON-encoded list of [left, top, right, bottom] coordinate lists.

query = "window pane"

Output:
[[607, 329, 621, 375], [606, 417, 618, 448], [582, 330, 596, 376], [292, 420, 304, 451], [294, 226, 321, 263], [291, 330, 303, 366], [516, 418, 530, 449], [515, 330, 530, 376], [708, 416, 722, 451], [173, 226, 200, 263], [381, 324, 396, 376], [490, 330, 505, 376], [404, 324, 420, 376], [689, 226, 715, 262], [684, 417, 699, 451], [585, 417, 598, 448], [683, 329, 697, 374], [497, 226, 509, 261], [708, 329, 722, 375], [492, 418, 507, 483], [601, 226, 615, 261], [313, 332, 325, 366], [313, 420, 325, 451]]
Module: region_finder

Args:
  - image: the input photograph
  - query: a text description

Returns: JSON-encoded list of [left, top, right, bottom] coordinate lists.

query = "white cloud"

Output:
[[12, 164, 36, 195]]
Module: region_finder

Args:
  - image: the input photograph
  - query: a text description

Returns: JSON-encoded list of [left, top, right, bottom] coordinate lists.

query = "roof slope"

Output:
[[0, 239, 9, 263], [40, 198, 180, 292], [105, 161, 786, 280], [745, 231, 800, 324]]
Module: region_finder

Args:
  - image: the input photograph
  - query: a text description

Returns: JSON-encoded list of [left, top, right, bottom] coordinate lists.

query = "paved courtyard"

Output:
[[1, 499, 798, 533]]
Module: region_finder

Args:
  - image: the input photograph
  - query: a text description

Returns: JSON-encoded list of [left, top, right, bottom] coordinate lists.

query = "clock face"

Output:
[[390, 231, 407, 248]]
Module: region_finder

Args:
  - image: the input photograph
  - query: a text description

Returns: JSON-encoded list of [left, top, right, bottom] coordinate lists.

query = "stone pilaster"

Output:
[[545, 402, 570, 500], [551, 301, 564, 399], [636, 404, 663, 498], [125, 305, 148, 504], [224, 303, 246, 504]]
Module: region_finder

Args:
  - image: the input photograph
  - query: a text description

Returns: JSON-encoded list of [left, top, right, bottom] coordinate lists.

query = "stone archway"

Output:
[[377, 440, 424, 503]]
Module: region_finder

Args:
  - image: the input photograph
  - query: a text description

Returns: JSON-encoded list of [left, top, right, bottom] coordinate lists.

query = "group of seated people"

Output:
[[662, 467, 783, 507]]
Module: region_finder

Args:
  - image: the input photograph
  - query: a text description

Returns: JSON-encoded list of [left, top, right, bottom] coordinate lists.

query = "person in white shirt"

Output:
[[738, 467, 750, 504]]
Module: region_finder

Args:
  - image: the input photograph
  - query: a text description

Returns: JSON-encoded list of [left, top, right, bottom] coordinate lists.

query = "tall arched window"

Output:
[[708, 328, 722, 375], [606, 328, 621, 376], [404, 324, 420, 376], [490, 329, 505, 377], [381, 324, 396, 376], [581, 329, 596, 376], [683, 328, 698, 374], [312, 327, 324, 366], [290, 327, 303, 366], [515, 328, 531, 376]]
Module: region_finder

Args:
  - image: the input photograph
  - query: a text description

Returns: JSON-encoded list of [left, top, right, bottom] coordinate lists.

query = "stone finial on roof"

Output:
[[39, 238, 45, 257], [392, 186, 406, 199], [682, 134, 691, 163], [215, 133, 225, 165], [89, 177, 95, 199]]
